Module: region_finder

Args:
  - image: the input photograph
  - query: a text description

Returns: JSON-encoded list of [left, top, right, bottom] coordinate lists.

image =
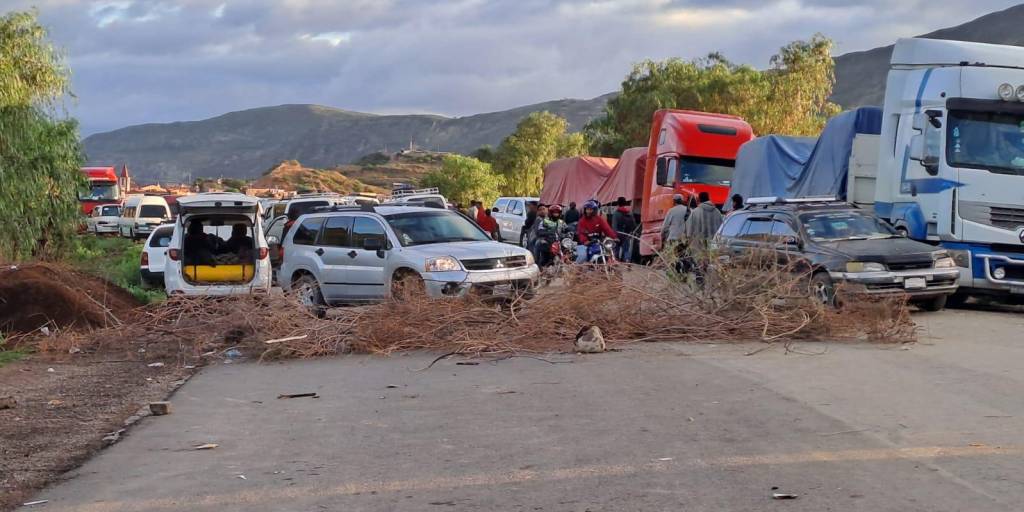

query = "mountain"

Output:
[[83, 95, 613, 183], [832, 3, 1024, 108]]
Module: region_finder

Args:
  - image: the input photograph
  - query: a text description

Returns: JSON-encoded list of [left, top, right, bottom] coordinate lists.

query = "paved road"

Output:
[[30, 307, 1024, 512]]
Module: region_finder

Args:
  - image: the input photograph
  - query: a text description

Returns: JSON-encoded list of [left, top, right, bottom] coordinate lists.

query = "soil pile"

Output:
[[0, 264, 141, 334]]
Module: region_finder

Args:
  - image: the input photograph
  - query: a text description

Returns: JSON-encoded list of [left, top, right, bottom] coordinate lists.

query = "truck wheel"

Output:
[[295, 275, 326, 319], [810, 272, 837, 307], [917, 295, 947, 312]]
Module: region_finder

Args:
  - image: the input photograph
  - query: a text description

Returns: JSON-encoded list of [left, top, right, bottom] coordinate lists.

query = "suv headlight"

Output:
[[524, 251, 535, 266], [846, 261, 886, 273], [425, 256, 462, 272]]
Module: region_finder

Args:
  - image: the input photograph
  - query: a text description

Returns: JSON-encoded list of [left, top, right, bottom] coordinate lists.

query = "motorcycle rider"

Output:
[[532, 204, 567, 267], [575, 199, 617, 263]]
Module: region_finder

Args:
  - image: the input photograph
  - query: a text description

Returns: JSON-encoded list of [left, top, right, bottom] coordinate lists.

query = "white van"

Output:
[[119, 195, 171, 239], [164, 193, 272, 296], [492, 197, 539, 245]]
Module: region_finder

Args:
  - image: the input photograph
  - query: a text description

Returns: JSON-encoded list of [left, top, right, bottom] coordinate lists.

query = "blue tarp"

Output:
[[727, 107, 883, 209]]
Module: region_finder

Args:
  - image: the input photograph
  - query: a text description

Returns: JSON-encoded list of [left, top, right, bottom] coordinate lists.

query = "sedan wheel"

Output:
[[810, 272, 837, 307]]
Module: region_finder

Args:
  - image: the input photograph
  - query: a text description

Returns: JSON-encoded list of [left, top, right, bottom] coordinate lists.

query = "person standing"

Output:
[[685, 191, 724, 248], [468, 200, 480, 220], [564, 201, 580, 225], [659, 194, 689, 248], [611, 197, 637, 263], [478, 208, 500, 240], [730, 194, 744, 213], [684, 191, 724, 287], [521, 200, 539, 248]]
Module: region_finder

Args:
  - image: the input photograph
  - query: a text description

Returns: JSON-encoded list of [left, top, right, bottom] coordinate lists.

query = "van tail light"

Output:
[[168, 248, 180, 261], [141, 251, 149, 266], [258, 247, 269, 260]]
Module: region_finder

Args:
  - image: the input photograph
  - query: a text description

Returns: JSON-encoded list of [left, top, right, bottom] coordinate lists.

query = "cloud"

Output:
[[5, 0, 1021, 135]]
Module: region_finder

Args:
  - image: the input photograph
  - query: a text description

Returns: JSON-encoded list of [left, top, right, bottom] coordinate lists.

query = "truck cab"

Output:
[[79, 167, 121, 215], [639, 110, 754, 255], [875, 38, 1024, 298]]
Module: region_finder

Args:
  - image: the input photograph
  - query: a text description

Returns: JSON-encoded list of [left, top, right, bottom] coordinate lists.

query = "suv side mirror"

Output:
[[362, 238, 384, 251], [492, 207, 500, 213]]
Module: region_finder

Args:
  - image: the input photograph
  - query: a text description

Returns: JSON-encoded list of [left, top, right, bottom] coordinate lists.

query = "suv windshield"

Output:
[[678, 157, 734, 186], [385, 211, 489, 246], [799, 211, 895, 241], [948, 109, 1024, 175]]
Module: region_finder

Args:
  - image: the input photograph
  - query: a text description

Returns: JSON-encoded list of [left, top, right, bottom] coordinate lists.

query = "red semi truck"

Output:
[[79, 166, 121, 214], [639, 110, 754, 255]]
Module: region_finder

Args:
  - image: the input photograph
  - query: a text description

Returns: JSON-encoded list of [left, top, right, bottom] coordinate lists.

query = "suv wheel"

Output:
[[810, 272, 837, 307], [391, 271, 425, 301], [295, 275, 326, 318]]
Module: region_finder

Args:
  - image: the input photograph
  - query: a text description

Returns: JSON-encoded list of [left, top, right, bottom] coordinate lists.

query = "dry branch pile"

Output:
[[40, 258, 915, 362]]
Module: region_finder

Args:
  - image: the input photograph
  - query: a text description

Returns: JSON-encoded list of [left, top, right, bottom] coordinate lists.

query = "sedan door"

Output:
[[345, 217, 389, 300]]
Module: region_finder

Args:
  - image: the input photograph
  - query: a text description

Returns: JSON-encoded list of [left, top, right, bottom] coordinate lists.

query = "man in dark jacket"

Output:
[[611, 197, 637, 262], [563, 202, 580, 224], [521, 201, 539, 247]]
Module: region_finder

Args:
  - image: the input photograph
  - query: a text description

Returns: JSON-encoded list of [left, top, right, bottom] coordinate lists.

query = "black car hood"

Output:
[[817, 237, 937, 265]]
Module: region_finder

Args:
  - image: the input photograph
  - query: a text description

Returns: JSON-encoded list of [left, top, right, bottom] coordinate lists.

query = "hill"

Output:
[[84, 96, 611, 183], [250, 151, 447, 194], [251, 161, 383, 195], [832, 3, 1024, 108]]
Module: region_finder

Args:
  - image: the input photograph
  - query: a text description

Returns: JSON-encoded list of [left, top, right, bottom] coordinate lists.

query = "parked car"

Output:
[[279, 205, 539, 312], [713, 198, 959, 311], [492, 196, 539, 245], [119, 195, 171, 239], [164, 193, 271, 296], [86, 204, 122, 235], [140, 224, 174, 288]]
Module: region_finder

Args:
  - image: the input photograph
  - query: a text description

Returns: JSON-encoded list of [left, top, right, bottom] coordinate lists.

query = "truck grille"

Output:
[[959, 201, 1024, 230], [461, 255, 529, 271]]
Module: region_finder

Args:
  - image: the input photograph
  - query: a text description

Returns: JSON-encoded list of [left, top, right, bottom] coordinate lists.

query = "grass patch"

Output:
[[68, 235, 165, 304], [0, 348, 27, 367]]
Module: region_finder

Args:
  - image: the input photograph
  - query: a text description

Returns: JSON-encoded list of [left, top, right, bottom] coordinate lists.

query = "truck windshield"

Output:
[[799, 211, 896, 241], [79, 183, 119, 201], [948, 109, 1024, 175], [385, 211, 489, 246], [678, 157, 734, 186]]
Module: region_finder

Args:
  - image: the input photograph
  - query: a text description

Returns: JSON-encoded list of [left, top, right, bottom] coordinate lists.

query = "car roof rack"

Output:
[[390, 186, 439, 198], [745, 196, 841, 206], [310, 203, 377, 214], [292, 192, 342, 199]]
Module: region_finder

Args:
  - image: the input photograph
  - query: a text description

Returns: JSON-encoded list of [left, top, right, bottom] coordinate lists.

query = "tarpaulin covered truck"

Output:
[[727, 107, 882, 210], [729, 37, 1024, 301]]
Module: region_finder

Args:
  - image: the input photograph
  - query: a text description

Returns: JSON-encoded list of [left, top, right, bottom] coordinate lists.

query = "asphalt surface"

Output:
[[28, 306, 1024, 512]]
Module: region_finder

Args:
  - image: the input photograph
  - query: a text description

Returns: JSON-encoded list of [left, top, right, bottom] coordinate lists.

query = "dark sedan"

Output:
[[712, 199, 959, 310]]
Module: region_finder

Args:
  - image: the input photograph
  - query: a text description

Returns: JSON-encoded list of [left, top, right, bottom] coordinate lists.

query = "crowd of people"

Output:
[[460, 190, 742, 274]]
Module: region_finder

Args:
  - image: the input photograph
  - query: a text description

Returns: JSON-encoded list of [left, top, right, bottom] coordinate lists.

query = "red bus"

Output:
[[639, 110, 754, 255], [79, 167, 121, 214]]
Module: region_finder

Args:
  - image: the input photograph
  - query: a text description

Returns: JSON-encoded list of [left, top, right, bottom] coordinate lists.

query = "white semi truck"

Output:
[[872, 38, 1024, 301], [731, 37, 1024, 302]]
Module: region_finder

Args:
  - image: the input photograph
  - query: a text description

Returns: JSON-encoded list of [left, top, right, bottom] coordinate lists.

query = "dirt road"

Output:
[[22, 306, 1024, 511]]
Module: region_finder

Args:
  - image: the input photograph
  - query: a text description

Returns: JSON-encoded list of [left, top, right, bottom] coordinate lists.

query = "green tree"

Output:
[[493, 112, 587, 196], [585, 35, 840, 156], [0, 10, 84, 260], [471, 145, 497, 164], [421, 154, 505, 207]]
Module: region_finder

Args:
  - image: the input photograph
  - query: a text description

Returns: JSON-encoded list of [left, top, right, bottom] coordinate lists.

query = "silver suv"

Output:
[[279, 206, 539, 308]]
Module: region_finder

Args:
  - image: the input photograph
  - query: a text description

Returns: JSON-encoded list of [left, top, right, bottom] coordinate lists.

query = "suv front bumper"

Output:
[[423, 265, 541, 297], [829, 268, 959, 299]]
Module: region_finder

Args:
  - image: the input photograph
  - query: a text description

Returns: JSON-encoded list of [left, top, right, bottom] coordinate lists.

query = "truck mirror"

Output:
[[912, 113, 927, 132], [909, 134, 940, 173], [925, 109, 943, 129]]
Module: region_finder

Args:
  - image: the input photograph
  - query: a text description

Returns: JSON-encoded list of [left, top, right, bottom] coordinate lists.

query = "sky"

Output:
[[9, 0, 1023, 135]]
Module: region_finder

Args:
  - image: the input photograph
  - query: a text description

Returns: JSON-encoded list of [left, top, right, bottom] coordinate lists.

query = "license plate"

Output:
[[492, 284, 513, 294], [904, 277, 927, 290]]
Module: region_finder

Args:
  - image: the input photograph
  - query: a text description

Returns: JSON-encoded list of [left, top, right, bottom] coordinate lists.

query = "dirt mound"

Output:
[[0, 264, 141, 334]]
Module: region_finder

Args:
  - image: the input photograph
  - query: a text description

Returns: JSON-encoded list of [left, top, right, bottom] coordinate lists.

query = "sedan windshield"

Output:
[[678, 157, 734, 186], [799, 211, 895, 241], [948, 109, 1024, 175], [385, 211, 489, 246]]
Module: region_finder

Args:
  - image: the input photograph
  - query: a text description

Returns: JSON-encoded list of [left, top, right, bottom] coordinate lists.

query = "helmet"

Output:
[[583, 199, 600, 211], [549, 204, 563, 215]]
